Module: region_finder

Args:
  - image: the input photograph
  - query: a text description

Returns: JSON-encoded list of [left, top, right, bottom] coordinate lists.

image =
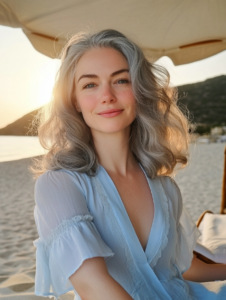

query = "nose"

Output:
[[100, 83, 116, 104]]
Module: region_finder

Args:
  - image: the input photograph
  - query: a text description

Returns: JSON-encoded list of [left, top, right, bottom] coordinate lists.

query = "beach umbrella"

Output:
[[0, 0, 225, 65]]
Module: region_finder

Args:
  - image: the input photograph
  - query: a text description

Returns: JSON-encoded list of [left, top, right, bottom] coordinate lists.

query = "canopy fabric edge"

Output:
[[24, 30, 226, 65]]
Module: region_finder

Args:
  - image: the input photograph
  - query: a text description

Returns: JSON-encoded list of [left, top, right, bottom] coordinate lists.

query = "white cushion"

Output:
[[194, 213, 226, 264]]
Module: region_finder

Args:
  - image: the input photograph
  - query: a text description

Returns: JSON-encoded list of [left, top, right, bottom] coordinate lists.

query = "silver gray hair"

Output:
[[31, 29, 190, 178]]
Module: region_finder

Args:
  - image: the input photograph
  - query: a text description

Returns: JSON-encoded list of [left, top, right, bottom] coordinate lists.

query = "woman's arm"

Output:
[[182, 254, 226, 282], [69, 257, 133, 300]]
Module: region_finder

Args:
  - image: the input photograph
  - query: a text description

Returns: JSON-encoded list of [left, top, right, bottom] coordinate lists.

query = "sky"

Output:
[[0, 25, 226, 129]]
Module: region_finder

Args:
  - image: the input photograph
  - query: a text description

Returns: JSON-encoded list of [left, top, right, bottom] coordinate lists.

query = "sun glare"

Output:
[[29, 59, 60, 109]]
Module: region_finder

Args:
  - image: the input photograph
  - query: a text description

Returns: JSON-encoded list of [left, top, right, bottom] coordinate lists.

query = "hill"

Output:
[[0, 109, 39, 136], [0, 75, 225, 136], [177, 75, 226, 127]]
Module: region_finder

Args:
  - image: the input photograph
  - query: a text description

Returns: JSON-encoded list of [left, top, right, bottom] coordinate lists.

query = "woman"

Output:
[[32, 29, 226, 300]]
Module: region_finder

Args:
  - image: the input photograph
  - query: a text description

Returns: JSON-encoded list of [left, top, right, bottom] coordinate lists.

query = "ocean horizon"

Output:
[[0, 136, 45, 162]]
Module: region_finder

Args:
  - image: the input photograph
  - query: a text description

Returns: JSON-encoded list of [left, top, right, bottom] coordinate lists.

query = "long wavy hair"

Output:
[[31, 29, 190, 178]]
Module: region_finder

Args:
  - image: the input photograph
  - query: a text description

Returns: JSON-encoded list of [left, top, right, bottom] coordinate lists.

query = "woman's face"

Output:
[[74, 47, 136, 136]]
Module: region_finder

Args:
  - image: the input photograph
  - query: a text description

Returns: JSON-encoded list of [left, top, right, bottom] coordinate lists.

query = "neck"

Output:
[[91, 127, 138, 176]]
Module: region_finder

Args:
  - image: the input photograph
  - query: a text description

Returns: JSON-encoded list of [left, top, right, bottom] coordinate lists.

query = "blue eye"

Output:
[[117, 79, 130, 84], [84, 83, 96, 89]]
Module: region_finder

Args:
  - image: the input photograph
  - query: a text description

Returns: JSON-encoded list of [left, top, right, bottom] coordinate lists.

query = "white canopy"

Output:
[[0, 0, 226, 65]]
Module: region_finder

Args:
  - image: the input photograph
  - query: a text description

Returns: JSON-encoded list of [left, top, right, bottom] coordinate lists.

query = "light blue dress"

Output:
[[33, 165, 226, 299]]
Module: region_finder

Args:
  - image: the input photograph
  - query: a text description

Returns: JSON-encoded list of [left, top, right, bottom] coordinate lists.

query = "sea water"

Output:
[[0, 136, 45, 162]]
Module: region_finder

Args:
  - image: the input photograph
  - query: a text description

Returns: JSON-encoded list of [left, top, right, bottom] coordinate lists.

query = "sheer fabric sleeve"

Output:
[[33, 170, 114, 299], [168, 178, 201, 274], [176, 205, 201, 274]]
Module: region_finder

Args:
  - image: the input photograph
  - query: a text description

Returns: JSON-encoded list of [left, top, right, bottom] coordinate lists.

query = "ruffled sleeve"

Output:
[[171, 179, 201, 274], [33, 170, 114, 299]]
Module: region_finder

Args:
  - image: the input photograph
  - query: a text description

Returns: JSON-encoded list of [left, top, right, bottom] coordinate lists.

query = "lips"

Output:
[[98, 109, 123, 115], [98, 108, 124, 118]]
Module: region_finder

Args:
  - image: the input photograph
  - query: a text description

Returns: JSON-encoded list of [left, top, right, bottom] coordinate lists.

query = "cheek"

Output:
[[77, 95, 98, 114], [119, 89, 136, 108]]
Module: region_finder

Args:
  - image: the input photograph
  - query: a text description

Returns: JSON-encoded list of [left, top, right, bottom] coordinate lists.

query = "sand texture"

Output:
[[175, 143, 225, 221], [0, 143, 225, 299]]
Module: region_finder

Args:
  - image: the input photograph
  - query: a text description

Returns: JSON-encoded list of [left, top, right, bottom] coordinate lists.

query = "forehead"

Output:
[[75, 47, 128, 77]]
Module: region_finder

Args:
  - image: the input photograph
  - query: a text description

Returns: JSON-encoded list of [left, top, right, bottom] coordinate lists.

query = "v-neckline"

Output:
[[97, 163, 156, 255]]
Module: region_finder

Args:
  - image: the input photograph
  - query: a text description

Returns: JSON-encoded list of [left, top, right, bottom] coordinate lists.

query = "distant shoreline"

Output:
[[0, 136, 45, 162]]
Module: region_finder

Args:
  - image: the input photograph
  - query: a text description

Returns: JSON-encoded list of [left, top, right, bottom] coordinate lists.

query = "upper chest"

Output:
[[89, 169, 172, 266], [107, 168, 154, 250]]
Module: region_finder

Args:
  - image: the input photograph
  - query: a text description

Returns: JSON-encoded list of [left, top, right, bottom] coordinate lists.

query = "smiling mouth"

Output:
[[98, 109, 124, 117], [98, 109, 123, 114]]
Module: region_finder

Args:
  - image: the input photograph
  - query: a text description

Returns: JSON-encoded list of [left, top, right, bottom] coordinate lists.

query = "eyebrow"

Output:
[[77, 68, 129, 83]]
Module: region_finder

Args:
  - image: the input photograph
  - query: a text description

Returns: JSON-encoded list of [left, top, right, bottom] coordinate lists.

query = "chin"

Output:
[[91, 123, 132, 135], [86, 117, 135, 135]]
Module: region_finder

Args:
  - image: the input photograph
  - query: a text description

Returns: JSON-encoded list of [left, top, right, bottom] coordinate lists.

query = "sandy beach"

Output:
[[0, 143, 225, 299], [175, 143, 225, 221]]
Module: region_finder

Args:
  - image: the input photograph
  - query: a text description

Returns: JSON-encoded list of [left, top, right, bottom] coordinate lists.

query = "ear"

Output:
[[74, 101, 81, 112]]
